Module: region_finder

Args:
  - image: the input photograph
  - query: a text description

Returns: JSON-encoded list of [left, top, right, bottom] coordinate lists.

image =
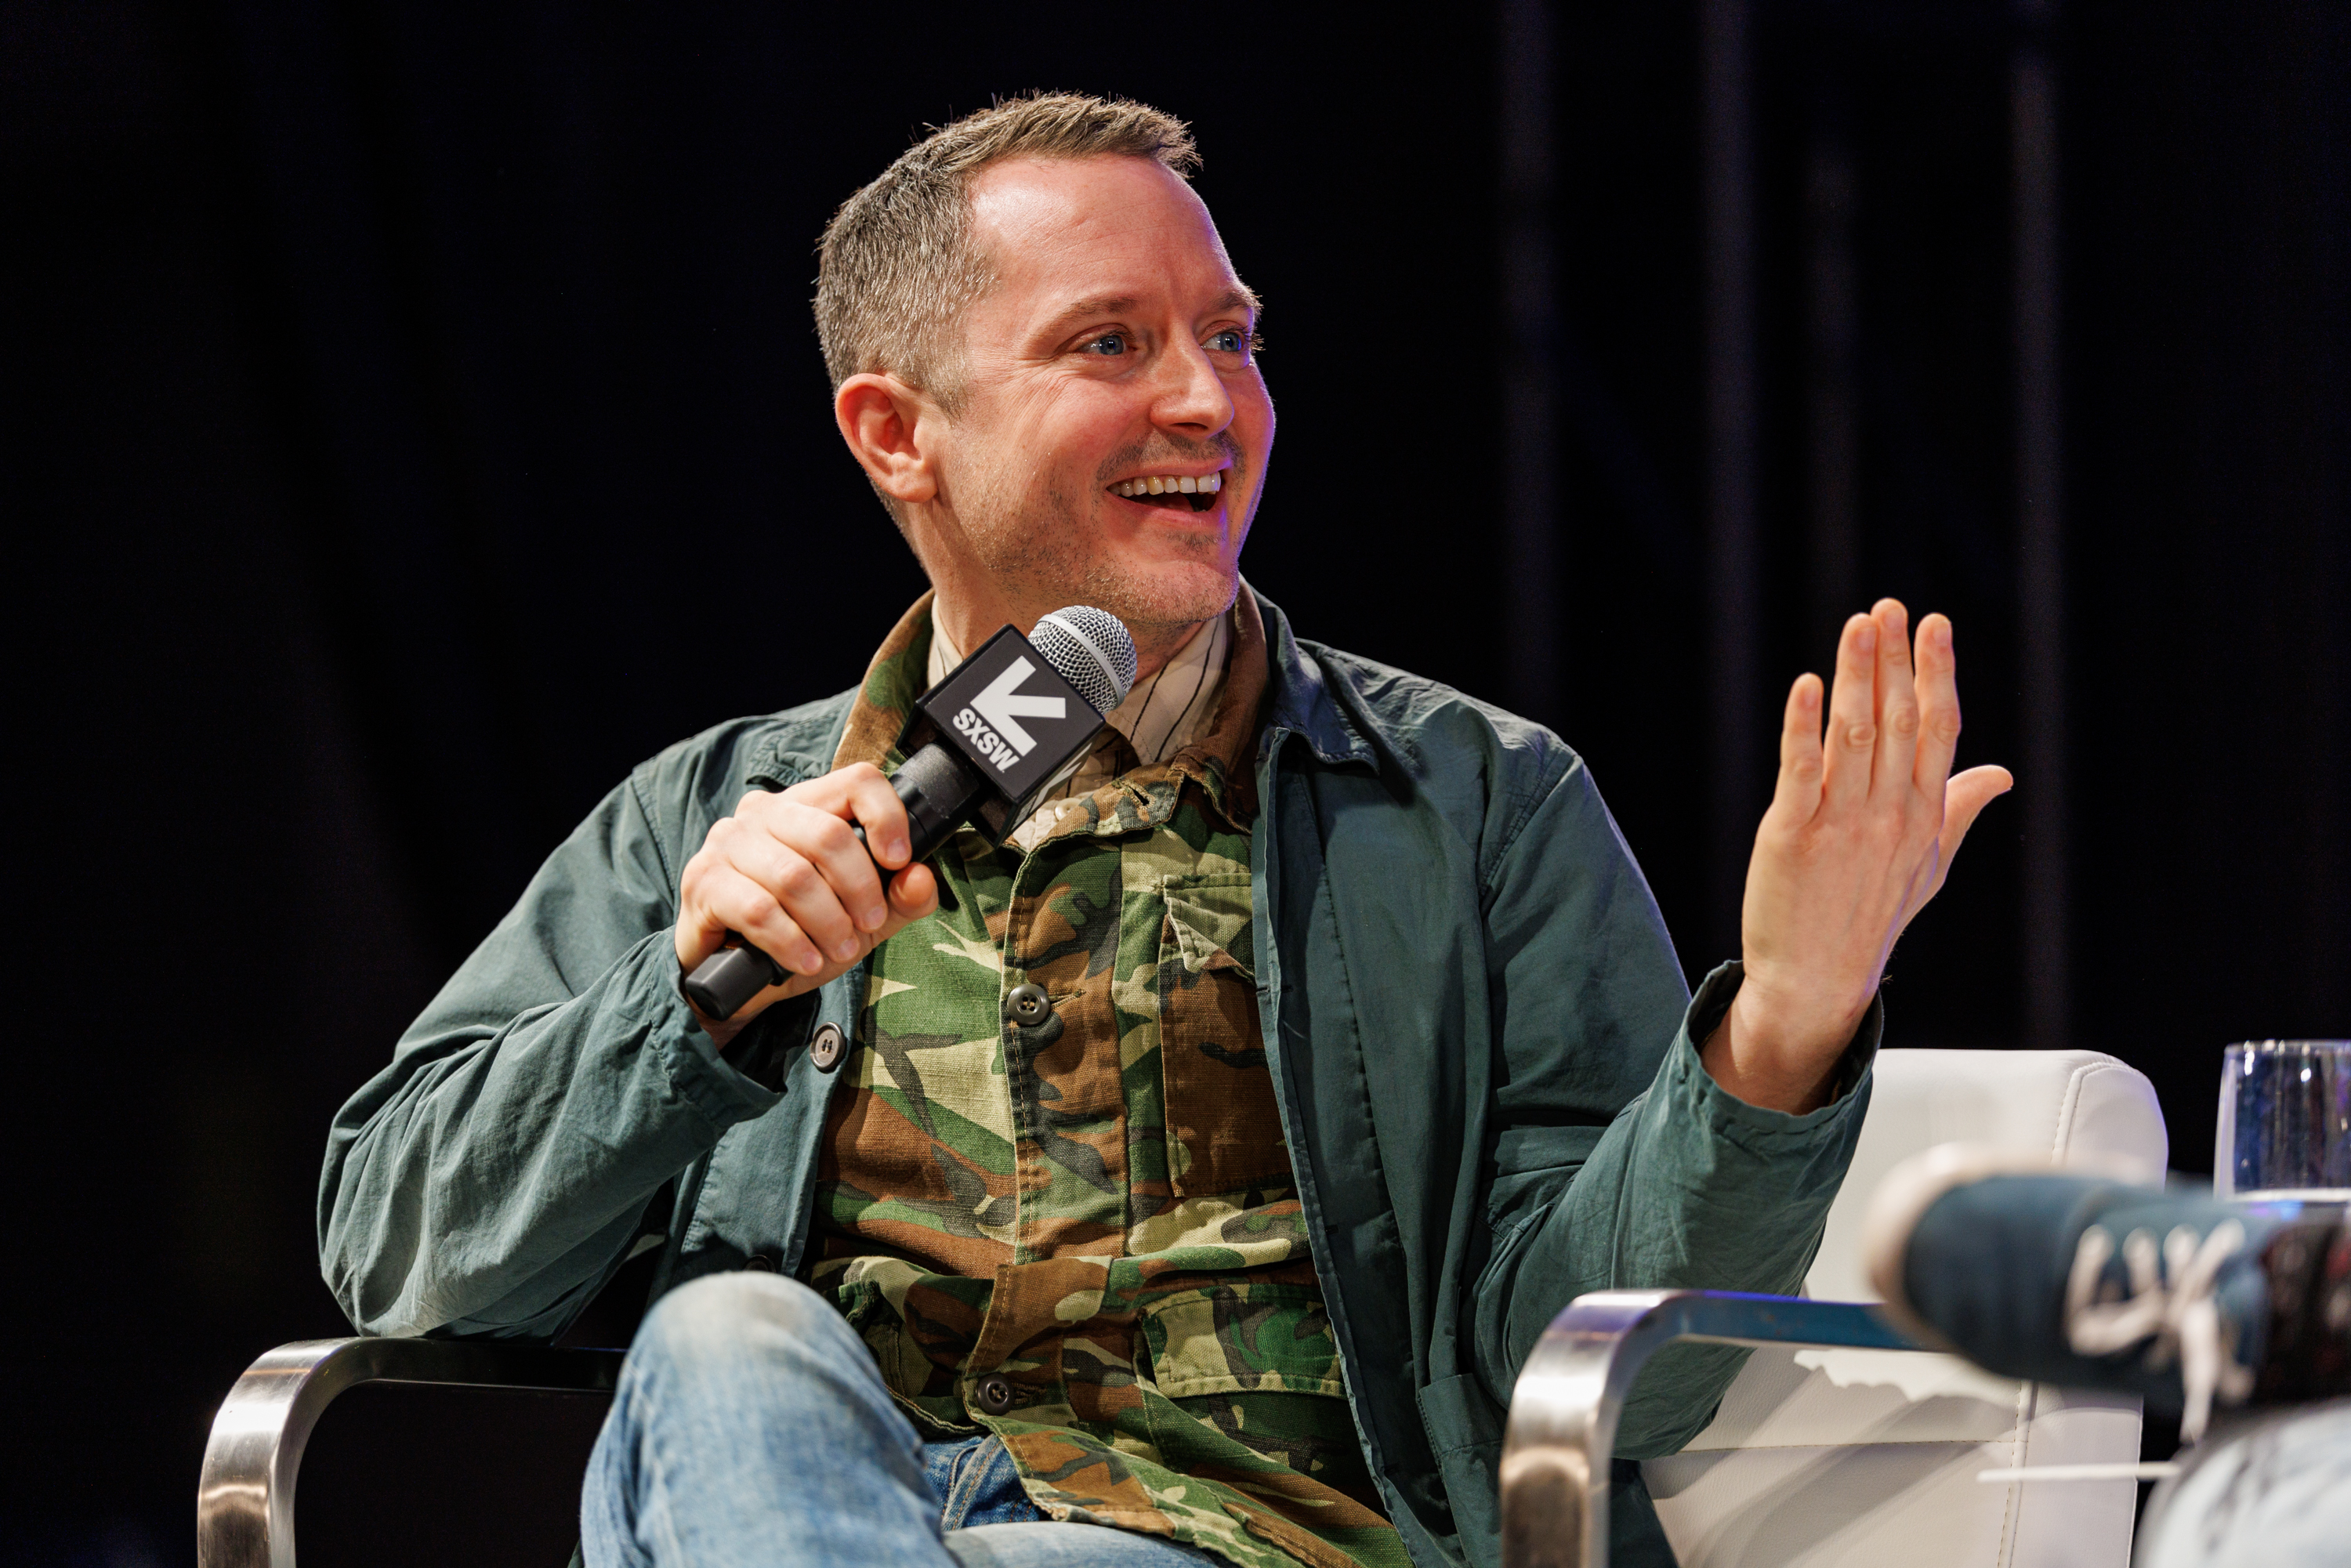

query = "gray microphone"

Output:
[[683, 607, 1137, 1022]]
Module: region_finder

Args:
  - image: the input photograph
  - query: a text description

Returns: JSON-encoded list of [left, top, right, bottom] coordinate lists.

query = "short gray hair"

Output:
[[814, 92, 1200, 406]]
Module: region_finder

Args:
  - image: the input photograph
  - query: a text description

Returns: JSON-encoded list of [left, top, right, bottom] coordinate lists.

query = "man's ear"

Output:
[[835, 373, 941, 506]]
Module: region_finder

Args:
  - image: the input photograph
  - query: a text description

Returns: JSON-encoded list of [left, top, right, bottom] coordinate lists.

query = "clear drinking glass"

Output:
[[2214, 1041, 2351, 1202]]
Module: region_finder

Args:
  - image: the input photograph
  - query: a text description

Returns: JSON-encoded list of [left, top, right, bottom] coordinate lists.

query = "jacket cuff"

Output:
[[640, 938, 792, 1123], [716, 990, 822, 1092], [1676, 960, 1882, 1139]]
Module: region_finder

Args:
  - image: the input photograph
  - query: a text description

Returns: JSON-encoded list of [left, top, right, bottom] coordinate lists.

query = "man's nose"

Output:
[[1150, 336, 1235, 437]]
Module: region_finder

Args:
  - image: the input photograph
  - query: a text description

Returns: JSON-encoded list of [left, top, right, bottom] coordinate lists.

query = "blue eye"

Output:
[[1208, 329, 1262, 357], [1081, 332, 1128, 357]]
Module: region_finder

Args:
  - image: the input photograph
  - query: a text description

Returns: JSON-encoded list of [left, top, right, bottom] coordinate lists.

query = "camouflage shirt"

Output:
[[810, 592, 1407, 1568]]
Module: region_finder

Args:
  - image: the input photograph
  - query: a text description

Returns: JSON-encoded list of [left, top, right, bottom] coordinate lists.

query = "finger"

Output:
[[1870, 599, 1920, 799], [1821, 613, 1879, 811], [774, 765, 901, 929], [835, 765, 915, 870], [675, 856, 736, 965], [892, 861, 937, 915], [782, 761, 887, 816], [722, 813, 864, 963], [773, 802, 891, 942], [1911, 612, 1962, 795], [700, 862, 827, 976], [884, 862, 939, 925], [1922, 765, 2014, 904], [828, 865, 939, 972], [1766, 672, 1827, 825]]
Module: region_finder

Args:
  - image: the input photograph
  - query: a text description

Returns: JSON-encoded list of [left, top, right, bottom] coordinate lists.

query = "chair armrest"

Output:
[[197, 1337, 626, 1568], [1500, 1290, 1924, 1568]]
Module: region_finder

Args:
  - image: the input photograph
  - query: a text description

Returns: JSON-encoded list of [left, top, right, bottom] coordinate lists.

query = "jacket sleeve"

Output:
[[1467, 755, 1877, 1458], [317, 758, 805, 1340]]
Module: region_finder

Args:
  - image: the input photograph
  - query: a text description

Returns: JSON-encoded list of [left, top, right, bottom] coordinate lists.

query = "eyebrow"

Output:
[[1034, 286, 1262, 341]]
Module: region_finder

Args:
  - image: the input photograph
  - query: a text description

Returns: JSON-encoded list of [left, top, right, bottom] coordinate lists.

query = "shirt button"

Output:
[[1003, 984, 1053, 1028], [807, 1022, 846, 1072], [974, 1374, 1016, 1415], [744, 1253, 778, 1273]]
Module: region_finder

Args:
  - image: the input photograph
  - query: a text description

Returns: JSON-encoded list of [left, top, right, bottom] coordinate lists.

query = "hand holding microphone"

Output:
[[671, 766, 938, 1037], [676, 607, 1138, 1030]]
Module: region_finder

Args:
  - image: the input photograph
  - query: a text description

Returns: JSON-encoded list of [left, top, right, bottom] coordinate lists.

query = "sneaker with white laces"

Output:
[[1860, 1145, 2349, 1439]]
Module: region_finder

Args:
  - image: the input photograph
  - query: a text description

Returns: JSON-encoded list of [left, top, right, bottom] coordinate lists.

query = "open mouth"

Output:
[[1110, 473, 1223, 514]]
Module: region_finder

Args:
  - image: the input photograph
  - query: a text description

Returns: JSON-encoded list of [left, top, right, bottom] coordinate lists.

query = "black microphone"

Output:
[[681, 606, 1138, 1022]]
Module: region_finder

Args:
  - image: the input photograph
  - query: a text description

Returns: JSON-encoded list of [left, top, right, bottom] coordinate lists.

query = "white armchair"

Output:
[[1505, 1048, 2170, 1568]]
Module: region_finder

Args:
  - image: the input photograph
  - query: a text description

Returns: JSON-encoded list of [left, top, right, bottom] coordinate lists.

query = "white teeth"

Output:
[[1114, 473, 1226, 498]]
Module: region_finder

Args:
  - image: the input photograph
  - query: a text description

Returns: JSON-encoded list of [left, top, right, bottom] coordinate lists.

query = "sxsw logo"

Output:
[[952, 657, 1067, 773], [912, 625, 1104, 807]]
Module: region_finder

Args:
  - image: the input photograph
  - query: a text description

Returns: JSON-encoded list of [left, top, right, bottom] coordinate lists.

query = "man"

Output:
[[320, 94, 2011, 1568]]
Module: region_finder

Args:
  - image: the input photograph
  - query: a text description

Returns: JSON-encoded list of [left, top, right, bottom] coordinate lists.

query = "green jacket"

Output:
[[321, 590, 1875, 1568]]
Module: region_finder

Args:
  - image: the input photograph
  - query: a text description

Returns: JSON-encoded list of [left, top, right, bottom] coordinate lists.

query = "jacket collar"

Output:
[[828, 591, 935, 774], [1252, 586, 1377, 769]]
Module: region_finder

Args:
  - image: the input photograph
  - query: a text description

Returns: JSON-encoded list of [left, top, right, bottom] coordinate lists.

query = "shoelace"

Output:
[[2063, 1218, 2255, 1439]]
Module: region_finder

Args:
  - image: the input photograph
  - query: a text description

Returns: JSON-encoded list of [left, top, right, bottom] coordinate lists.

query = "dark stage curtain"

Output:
[[4, 1, 2341, 1559]]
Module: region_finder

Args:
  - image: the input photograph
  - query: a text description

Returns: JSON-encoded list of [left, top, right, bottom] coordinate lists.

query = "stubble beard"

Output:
[[958, 447, 1247, 639]]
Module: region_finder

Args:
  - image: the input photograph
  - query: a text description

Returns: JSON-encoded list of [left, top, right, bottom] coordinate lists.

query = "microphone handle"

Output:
[[680, 744, 991, 1023]]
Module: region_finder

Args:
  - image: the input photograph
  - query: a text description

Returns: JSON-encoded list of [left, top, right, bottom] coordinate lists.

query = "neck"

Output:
[[907, 502, 1221, 682], [1124, 621, 1209, 682], [930, 581, 1204, 683]]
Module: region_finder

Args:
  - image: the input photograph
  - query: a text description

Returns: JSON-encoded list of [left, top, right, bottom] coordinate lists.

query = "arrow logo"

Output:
[[970, 657, 1067, 754]]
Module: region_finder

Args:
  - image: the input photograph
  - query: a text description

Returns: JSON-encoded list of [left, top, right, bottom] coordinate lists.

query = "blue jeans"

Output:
[[2137, 1400, 2351, 1568], [582, 1271, 1219, 1567]]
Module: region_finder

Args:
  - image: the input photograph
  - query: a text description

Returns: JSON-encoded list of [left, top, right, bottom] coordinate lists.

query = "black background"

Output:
[[4, 2, 2343, 1561]]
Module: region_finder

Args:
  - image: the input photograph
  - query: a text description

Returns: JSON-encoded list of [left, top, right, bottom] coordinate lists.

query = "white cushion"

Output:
[[1645, 1048, 2169, 1567]]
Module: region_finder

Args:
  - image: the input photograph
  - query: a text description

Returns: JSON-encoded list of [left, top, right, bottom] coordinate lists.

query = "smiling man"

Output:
[[320, 96, 2011, 1568]]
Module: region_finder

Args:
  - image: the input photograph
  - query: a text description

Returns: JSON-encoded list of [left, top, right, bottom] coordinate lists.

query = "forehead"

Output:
[[965, 157, 1246, 325]]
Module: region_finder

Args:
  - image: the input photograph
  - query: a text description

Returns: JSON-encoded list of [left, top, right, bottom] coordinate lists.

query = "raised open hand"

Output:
[[1701, 599, 2014, 1113]]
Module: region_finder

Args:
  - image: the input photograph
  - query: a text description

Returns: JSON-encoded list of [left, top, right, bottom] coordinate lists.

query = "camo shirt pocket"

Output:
[[1157, 874, 1291, 1198], [1139, 1281, 1346, 1400]]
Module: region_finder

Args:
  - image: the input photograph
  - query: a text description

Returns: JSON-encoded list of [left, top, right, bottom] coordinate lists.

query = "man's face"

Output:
[[926, 155, 1273, 636]]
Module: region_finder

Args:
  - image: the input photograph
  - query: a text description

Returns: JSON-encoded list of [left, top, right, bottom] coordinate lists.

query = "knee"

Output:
[[628, 1269, 846, 1378]]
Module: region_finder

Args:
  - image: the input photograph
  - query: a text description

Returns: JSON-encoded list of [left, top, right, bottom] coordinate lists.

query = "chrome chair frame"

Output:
[[198, 1292, 1914, 1568], [1500, 1290, 1924, 1568], [196, 1337, 625, 1568]]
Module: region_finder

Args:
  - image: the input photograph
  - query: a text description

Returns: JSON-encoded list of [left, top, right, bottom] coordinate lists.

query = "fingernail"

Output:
[[833, 937, 859, 961], [1856, 622, 1877, 652], [864, 905, 886, 929]]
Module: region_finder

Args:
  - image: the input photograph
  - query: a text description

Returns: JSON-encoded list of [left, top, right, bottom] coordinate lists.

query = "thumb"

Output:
[[1926, 765, 2015, 900], [886, 861, 940, 921]]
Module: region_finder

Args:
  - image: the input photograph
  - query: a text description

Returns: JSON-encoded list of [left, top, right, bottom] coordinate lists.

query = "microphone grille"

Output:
[[1031, 607, 1138, 715]]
